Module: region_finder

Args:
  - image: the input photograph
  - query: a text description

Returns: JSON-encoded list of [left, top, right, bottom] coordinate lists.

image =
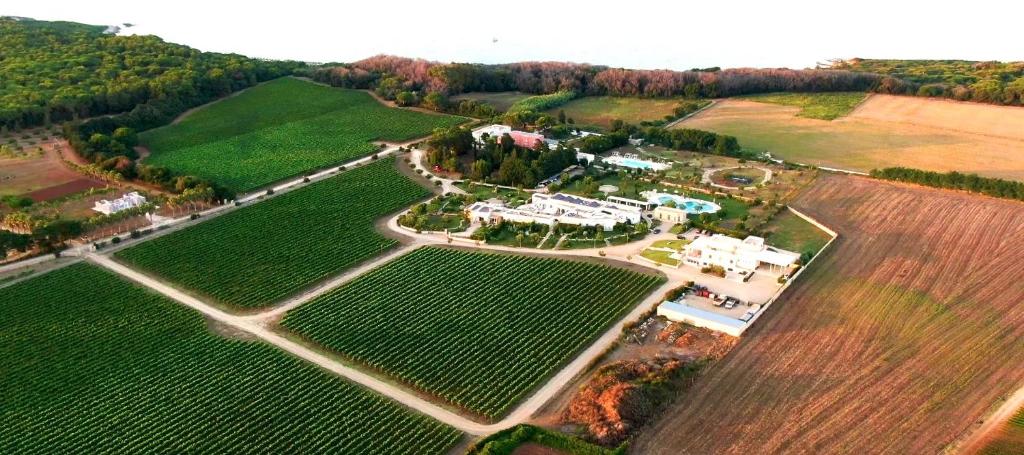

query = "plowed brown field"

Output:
[[633, 175, 1024, 454]]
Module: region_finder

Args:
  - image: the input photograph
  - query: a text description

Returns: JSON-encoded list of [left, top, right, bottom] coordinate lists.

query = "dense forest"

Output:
[[0, 17, 302, 130], [870, 167, 1024, 201], [832, 59, 1024, 105], [311, 55, 882, 102], [0, 17, 303, 199]]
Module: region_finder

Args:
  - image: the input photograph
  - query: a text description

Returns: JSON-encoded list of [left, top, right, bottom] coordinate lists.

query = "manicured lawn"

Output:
[[650, 239, 688, 250], [115, 159, 430, 310], [762, 210, 832, 255], [738, 92, 867, 120], [641, 248, 680, 267], [0, 263, 461, 454], [281, 246, 664, 419], [141, 77, 463, 192]]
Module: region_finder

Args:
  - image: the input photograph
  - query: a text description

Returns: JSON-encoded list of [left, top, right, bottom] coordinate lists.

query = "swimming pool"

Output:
[[646, 192, 721, 214], [602, 156, 671, 171]]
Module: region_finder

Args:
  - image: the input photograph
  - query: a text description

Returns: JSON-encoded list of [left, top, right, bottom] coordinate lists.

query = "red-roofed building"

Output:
[[509, 130, 545, 149]]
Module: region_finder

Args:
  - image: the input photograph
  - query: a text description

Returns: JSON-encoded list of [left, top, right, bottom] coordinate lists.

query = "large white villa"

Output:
[[677, 234, 799, 274], [466, 192, 643, 231], [92, 192, 147, 215]]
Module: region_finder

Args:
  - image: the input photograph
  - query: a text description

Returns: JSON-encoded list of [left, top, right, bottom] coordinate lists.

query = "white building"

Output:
[[466, 192, 643, 231], [471, 124, 512, 144], [653, 205, 690, 223], [678, 234, 798, 274], [575, 151, 596, 165], [93, 192, 147, 215], [657, 299, 747, 337]]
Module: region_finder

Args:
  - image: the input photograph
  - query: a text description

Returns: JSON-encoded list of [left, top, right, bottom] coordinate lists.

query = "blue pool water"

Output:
[[655, 195, 720, 214], [617, 158, 656, 170]]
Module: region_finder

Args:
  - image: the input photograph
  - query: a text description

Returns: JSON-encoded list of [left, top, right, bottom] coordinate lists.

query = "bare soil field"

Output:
[[849, 94, 1024, 141], [678, 98, 1024, 181], [633, 175, 1024, 454], [0, 142, 98, 197]]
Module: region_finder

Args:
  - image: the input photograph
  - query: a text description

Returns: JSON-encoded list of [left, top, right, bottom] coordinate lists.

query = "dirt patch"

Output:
[[632, 175, 1024, 454], [23, 178, 105, 202], [205, 317, 259, 341], [0, 140, 94, 197]]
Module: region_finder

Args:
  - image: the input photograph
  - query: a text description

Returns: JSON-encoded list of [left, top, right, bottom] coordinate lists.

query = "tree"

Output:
[[497, 155, 534, 187], [516, 232, 525, 247], [594, 230, 605, 248], [558, 110, 566, 124], [394, 91, 417, 106], [469, 159, 491, 181]]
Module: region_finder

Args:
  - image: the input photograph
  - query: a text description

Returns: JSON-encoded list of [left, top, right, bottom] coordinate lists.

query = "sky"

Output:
[[6, 0, 1022, 70]]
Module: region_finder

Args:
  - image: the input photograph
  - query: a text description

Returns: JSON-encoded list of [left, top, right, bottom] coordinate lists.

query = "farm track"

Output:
[[632, 175, 1024, 454]]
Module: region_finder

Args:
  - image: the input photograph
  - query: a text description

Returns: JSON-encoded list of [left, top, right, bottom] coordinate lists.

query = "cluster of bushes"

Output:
[[465, 424, 622, 455], [833, 59, 1024, 106], [507, 90, 576, 113], [870, 167, 1024, 201], [701, 264, 727, 277], [424, 126, 578, 188], [639, 127, 741, 157]]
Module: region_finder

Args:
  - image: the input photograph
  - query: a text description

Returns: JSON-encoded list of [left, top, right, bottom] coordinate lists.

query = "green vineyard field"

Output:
[[0, 263, 461, 454], [115, 158, 430, 310], [141, 77, 463, 192], [281, 246, 665, 419]]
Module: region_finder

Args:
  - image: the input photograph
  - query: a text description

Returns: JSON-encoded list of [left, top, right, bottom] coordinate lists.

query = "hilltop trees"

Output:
[[0, 18, 302, 130]]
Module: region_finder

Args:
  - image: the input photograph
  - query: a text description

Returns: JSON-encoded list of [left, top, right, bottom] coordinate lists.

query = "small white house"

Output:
[[93, 192, 147, 215], [653, 205, 690, 223]]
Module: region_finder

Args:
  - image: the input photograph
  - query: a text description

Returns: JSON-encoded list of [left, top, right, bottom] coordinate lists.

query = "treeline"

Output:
[[870, 167, 1024, 201], [0, 17, 304, 130], [832, 59, 1024, 106], [312, 55, 882, 100]]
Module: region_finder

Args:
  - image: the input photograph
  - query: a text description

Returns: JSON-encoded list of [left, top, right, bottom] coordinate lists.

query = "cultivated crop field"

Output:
[[0, 263, 461, 454], [116, 159, 430, 310], [547, 96, 683, 130], [281, 246, 664, 419], [141, 77, 463, 192], [678, 96, 1024, 181], [634, 175, 1024, 454]]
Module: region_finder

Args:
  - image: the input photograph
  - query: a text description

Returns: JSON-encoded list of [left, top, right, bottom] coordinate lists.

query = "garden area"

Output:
[[397, 193, 470, 233]]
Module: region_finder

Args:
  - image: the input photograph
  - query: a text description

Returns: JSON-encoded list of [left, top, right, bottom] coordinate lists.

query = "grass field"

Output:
[[141, 77, 463, 192], [116, 159, 430, 310], [980, 407, 1024, 454], [281, 246, 664, 419], [546, 96, 682, 130], [450, 91, 531, 112], [762, 210, 831, 256], [0, 263, 461, 454], [738, 92, 867, 120], [634, 175, 1024, 454], [679, 96, 1024, 181]]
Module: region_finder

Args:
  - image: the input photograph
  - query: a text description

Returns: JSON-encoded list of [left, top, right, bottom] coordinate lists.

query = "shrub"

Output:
[[701, 265, 726, 277], [111, 236, 122, 244]]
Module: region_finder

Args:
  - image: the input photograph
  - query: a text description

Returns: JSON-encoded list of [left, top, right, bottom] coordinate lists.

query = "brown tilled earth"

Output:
[[632, 175, 1024, 454]]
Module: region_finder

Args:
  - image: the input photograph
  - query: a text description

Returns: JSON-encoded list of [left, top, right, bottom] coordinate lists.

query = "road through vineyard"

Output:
[[282, 246, 665, 420], [115, 158, 430, 310], [0, 263, 461, 454]]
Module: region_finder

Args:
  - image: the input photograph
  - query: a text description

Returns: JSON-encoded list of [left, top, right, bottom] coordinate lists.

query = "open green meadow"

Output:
[[141, 77, 463, 192], [450, 91, 531, 112], [0, 263, 460, 454], [281, 246, 664, 419], [547, 96, 683, 130], [738, 92, 867, 120], [762, 210, 832, 256], [115, 159, 430, 310]]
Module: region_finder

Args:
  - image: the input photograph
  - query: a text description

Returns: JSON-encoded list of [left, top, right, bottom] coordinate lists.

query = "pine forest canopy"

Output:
[[0, 16, 303, 129]]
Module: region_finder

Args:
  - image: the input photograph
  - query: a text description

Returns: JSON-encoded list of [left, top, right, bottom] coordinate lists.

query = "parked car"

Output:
[[652, 228, 661, 234]]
